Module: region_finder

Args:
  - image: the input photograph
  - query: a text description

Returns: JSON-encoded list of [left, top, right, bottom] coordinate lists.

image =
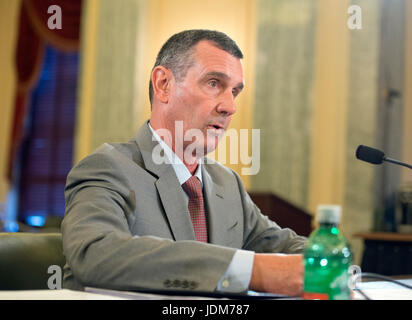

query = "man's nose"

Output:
[[216, 90, 236, 116]]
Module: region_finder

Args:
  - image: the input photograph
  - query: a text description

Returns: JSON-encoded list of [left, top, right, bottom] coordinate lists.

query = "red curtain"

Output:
[[8, 0, 82, 179]]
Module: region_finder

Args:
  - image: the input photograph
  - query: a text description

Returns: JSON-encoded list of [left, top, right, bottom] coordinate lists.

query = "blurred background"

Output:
[[0, 0, 411, 272]]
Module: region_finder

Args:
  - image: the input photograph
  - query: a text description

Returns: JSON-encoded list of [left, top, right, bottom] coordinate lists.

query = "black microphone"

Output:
[[356, 145, 412, 169]]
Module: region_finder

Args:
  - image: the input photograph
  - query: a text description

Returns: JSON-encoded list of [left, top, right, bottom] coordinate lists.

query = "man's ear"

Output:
[[151, 66, 172, 104]]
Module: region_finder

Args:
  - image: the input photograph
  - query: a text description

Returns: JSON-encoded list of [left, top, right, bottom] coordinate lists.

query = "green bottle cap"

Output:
[[316, 204, 341, 224]]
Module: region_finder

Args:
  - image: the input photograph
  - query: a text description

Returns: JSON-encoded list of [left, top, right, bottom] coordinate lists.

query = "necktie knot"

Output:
[[182, 176, 202, 198]]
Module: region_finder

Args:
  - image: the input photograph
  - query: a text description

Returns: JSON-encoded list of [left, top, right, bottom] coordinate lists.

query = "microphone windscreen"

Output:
[[356, 145, 385, 164]]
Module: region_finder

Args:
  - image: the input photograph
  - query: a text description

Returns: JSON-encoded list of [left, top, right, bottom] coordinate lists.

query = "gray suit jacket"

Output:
[[61, 120, 306, 292]]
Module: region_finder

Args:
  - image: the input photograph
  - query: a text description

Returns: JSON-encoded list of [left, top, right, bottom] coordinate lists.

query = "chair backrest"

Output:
[[0, 233, 65, 290]]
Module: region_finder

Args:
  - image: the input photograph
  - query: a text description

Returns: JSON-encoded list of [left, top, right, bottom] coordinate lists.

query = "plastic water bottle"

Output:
[[303, 205, 353, 300]]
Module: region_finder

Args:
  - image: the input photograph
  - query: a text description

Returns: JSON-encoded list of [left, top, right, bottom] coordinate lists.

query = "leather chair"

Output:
[[0, 233, 65, 290]]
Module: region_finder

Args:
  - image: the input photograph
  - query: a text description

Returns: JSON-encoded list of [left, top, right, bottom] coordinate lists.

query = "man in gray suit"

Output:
[[62, 29, 306, 296]]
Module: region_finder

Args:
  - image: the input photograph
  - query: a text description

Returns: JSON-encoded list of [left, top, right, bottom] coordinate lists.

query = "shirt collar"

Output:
[[148, 122, 202, 186]]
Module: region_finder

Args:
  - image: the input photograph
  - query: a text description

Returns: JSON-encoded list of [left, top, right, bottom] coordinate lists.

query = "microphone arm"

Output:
[[355, 145, 412, 170], [383, 156, 412, 170]]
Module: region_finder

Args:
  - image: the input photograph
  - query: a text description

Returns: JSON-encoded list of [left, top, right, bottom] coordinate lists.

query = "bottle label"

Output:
[[302, 292, 329, 300]]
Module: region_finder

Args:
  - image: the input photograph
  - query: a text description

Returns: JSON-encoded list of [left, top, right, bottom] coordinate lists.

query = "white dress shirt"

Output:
[[148, 123, 254, 292]]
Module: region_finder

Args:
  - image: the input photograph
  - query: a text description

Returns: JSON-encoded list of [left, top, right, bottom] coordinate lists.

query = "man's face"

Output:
[[166, 40, 244, 156]]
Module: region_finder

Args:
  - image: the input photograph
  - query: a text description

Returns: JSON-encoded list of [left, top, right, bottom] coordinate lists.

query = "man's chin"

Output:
[[204, 137, 220, 155], [181, 134, 222, 160]]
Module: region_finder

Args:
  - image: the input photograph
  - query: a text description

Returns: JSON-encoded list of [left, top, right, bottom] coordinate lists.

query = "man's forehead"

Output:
[[191, 41, 244, 80], [193, 40, 238, 60]]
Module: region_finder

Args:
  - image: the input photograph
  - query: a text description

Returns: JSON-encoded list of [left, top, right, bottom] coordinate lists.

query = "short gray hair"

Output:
[[149, 29, 243, 106]]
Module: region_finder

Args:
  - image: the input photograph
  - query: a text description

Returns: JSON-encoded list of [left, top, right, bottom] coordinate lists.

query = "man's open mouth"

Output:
[[207, 121, 226, 129], [206, 124, 225, 134]]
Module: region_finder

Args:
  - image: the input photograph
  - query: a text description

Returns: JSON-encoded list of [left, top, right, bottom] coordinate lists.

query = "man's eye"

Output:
[[209, 80, 218, 88]]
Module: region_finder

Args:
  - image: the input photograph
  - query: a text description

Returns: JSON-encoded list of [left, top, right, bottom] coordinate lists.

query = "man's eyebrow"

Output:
[[204, 71, 230, 80], [203, 71, 244, 90]]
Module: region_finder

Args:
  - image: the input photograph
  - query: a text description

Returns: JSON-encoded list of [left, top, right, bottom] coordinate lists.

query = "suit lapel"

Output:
[[133, 121, 195, 241], [202, 165, 238, 247], [155, 170, 196, 241], [133, 121, 239, 246]]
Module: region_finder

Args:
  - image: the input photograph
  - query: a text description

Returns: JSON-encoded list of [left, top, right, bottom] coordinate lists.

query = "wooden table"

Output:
[[354, 232, 412, 276]]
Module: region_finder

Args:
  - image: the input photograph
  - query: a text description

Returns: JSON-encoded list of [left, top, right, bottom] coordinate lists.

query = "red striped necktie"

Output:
[[182, 176, 208, 242]]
